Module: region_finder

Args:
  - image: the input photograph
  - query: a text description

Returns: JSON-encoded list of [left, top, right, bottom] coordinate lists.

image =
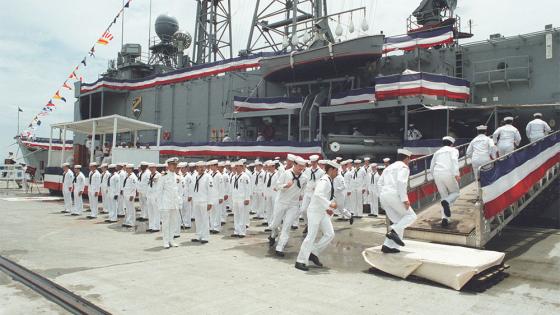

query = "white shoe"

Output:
[[170, 241, 179, 247], [163, 244, 170, 249]]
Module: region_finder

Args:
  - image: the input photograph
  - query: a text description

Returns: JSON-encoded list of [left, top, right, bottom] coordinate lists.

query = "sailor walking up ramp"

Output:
[[362, 241, 505, 290]]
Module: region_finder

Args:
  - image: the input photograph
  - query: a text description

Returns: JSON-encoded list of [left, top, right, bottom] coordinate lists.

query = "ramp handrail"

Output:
[[474, 130, 560, 247], [409, 142, 471, 186]]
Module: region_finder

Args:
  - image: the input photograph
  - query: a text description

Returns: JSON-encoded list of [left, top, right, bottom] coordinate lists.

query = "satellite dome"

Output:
[[155, 15, 179, 42]]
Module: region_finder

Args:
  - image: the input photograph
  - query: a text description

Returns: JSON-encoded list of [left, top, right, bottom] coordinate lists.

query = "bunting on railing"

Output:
[[22, 0, 133, 138], [233, 95, 303, 112], [330, 87, 375, 106], [383, 26, 454, 53]]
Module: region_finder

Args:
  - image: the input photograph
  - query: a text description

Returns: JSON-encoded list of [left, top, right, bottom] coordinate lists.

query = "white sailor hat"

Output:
[[148, 163, 156, 167], [140, 161, 149, 166], [207, 160, 218, 166], [74, 165, 82, 169], [287, 154, 297, 161], [108, 164, 117, 168], [476, 125, 488, 131], [335, 157, 343, 161], [377, 165, 385, 169], [274, 156, 280, 160], [534, 112, 542, 117], [157, 163, 166, 168], [370, 163, 378, 168], [218, 162, 225, 167], [195, 161, 205, 167], [353, 159, 362, 164], [308, 154, 319, 162], [503, 116, 514, 122], [341, 159, 352, 165], [224, 160, 231, 166], [188, 162, 196, 167], [89, 162, 97, 167], [231, 161, 240, 167], [121, 162, 127, 166], [100, 163, 108, 168], [254, 160, 263, 165], [383, 157, 391, 163], [325, 160, 341, 169], [239, 159, 247, 164], [126, 163, 134, 168], [443, 136, 455, 144], [295, 157, 307, 166], [364, 157, 371, 161], [409, 123, 415, 127], [178, 162, 187, 168], [165, 157, 179, 164], [62, 162, 70, 167], [397, 148, 412, 157]]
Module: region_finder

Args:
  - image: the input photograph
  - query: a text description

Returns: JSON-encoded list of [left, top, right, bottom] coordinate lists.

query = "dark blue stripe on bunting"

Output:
[[480, 133, 559, 187], [375, 72, 469, 87], [233, 95, 303, 104], [384, 26, 453, 44], [331, 87, 375, 99]]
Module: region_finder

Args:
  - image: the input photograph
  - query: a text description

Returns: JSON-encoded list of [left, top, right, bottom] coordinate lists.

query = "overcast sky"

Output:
[[1, 0, 558, 159]]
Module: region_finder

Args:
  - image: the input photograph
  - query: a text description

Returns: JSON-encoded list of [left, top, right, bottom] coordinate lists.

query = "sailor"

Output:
[[191, 161, 214, 243], [269, 156, 308, 257], [299, 155, 325, 229], [493, 117, 521, 156], [146, 163, 161, 232], [137, 162, 151, 222], [156, 158, 181, 248], [349, 159, 366, 218], [231, 161, 251, 238], [366, 163, 380, 217], [61, 163, 74, 213], [383, 157, 391, 167], [106, 164, 120, 223], [378, 149, 417, 253], [430, 136, 460, 227], [363, 157, 371, 170], [99, 164, 110, 214], [219, 162, 230, 225], [71, 165, 85, 216], [251, 160, 266, 220], [178, 162, 191, 229], [86, 162, 101, 219], [263, 161, 280, 228], [256, 132, 266, 142], [207, 160, 224, 235], [121, 164, 138, 228], [352, 127, 364, 136], [173, 164, 185, 237], [342, 160, 354, 217], [222, 133, 232, 142], [526, 113, 552, 143], [236, 133, 243, 141], [116, 164, 127, 217], [407, 123, 423, 140], [467, 125, 496, 181], [334, 160, 353, 222], [295, 160, 340, 271]]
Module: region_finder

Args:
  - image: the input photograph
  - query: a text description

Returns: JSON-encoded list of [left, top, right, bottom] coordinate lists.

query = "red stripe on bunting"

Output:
[[483, 153, 560, 219], [376, 87, 470, 101], [382, 37, 454, 53]]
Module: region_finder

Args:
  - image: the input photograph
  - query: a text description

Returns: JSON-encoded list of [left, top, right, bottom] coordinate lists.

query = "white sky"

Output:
[[1, 0, 558, 159]]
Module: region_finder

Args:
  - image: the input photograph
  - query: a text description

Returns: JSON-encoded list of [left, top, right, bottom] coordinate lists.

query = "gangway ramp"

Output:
[[404, 131, 560, 248]]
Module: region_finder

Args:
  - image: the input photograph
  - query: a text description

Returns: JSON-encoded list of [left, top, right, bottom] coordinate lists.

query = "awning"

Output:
[[50, 114, 161, 135]]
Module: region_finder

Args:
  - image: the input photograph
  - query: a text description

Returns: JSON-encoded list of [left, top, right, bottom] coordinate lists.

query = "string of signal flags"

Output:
[[22, 0, 133, 137]]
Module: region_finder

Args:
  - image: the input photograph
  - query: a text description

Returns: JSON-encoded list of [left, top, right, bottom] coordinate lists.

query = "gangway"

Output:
[[406, 131, 560, 248]]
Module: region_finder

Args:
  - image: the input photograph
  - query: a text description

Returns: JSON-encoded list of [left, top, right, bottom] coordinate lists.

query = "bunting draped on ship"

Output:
[[382, 26, 454, 53], [22, 0, 133, 137], [233, 95, 303, 112], [158, 141, 322, 159], [480, 133, 560, 219], [375, 70, 470, 101], [80, 53, 271, 93], [330, 87, 375, 106]]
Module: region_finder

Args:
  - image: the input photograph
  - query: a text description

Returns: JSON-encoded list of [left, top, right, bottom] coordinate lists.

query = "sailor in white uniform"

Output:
[[366, 163, 380, 217], [106, 164, 120, 223], [116, 164, 127, 217], [430, 136, 460, 227], [334, 160, 353, 222], [263, 161, 280, 227], [86, 162, 102, 219], [467, 125, 496, 181], [493, 116, 521, 157], [298, 155, 324, 228], [407, 123, 423, 140], [207, 160, 224, 235], [383, 157, 391, 167], [137, 162, 151, 221], [295, 160, 340, 271], [251, 160, 266, 220], [146, 163, 161, 232], [99, 164, 110, 214], [269, 156, 308, 257], [378, 149, 417, 253], [526, 112, 552, 143], [191, 161, 214, 243], [231, 161, 251, 238], [71, 165, 86, 216], [156, 158, 181, 249], [349, 159, 366, 218], [61, 163, 74, 213], [218, 162, 229, 225], [122, 164, 138, 228]]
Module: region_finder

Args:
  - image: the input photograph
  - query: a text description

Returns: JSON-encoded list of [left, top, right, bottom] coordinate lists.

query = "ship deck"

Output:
[[0, 187, 559, 314]]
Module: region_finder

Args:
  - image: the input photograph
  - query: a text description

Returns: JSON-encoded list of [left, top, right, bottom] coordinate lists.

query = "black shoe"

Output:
[[146, 229, 153, 232], [302, 226, 308, 234], [122, 224, 132, 228], [200, 240, 209, 244], [295, 262, 309, 271], [333, 214, 339, 217], [231, 234, 239, 238], [117, 215, 125, 218], [210, 230, 219, 234], [109, 220, 118, 223], [441, 200, 451, 217], [268, 236, 276, 247], [151, 230, 160, 232], [228, 213, 234, 217], [86, 216, 94, 219], [299, 217, 304, 222], [441, 218, 449, 227], [261, 222, 268, 226], [104, 219, 111, 223], [238, 235, 246, 238], [386, 229, 405, 247], [70, 213, 79, 216], [381, 245, 400, 254], [291, 226, 298, 230], [264, 228, 271, 232], [221, 222, 226, 226], [61, 210, 69, 213], [173, 235, 180, 239], [191, 218, 195, 222], [253, 216, 262, 220], [275, 250, 285, 257], [349, 216, 354, 225], [249, 211, 256, 215], [368, 214, 376, 217], [309, 253, 323, 267], [191, 239, 200, 242], [336, 218, 348, 222]]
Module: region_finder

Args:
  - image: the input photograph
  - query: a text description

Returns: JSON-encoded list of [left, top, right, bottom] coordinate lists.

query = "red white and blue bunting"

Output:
[[383, 26, 454, 53], [330, 87, 375, 106], [233, 95, 303, 112]]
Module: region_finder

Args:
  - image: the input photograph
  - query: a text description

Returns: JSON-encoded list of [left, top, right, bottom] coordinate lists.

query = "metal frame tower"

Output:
[[246, 0, 328, 54], [192, 0, 233, 64]]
